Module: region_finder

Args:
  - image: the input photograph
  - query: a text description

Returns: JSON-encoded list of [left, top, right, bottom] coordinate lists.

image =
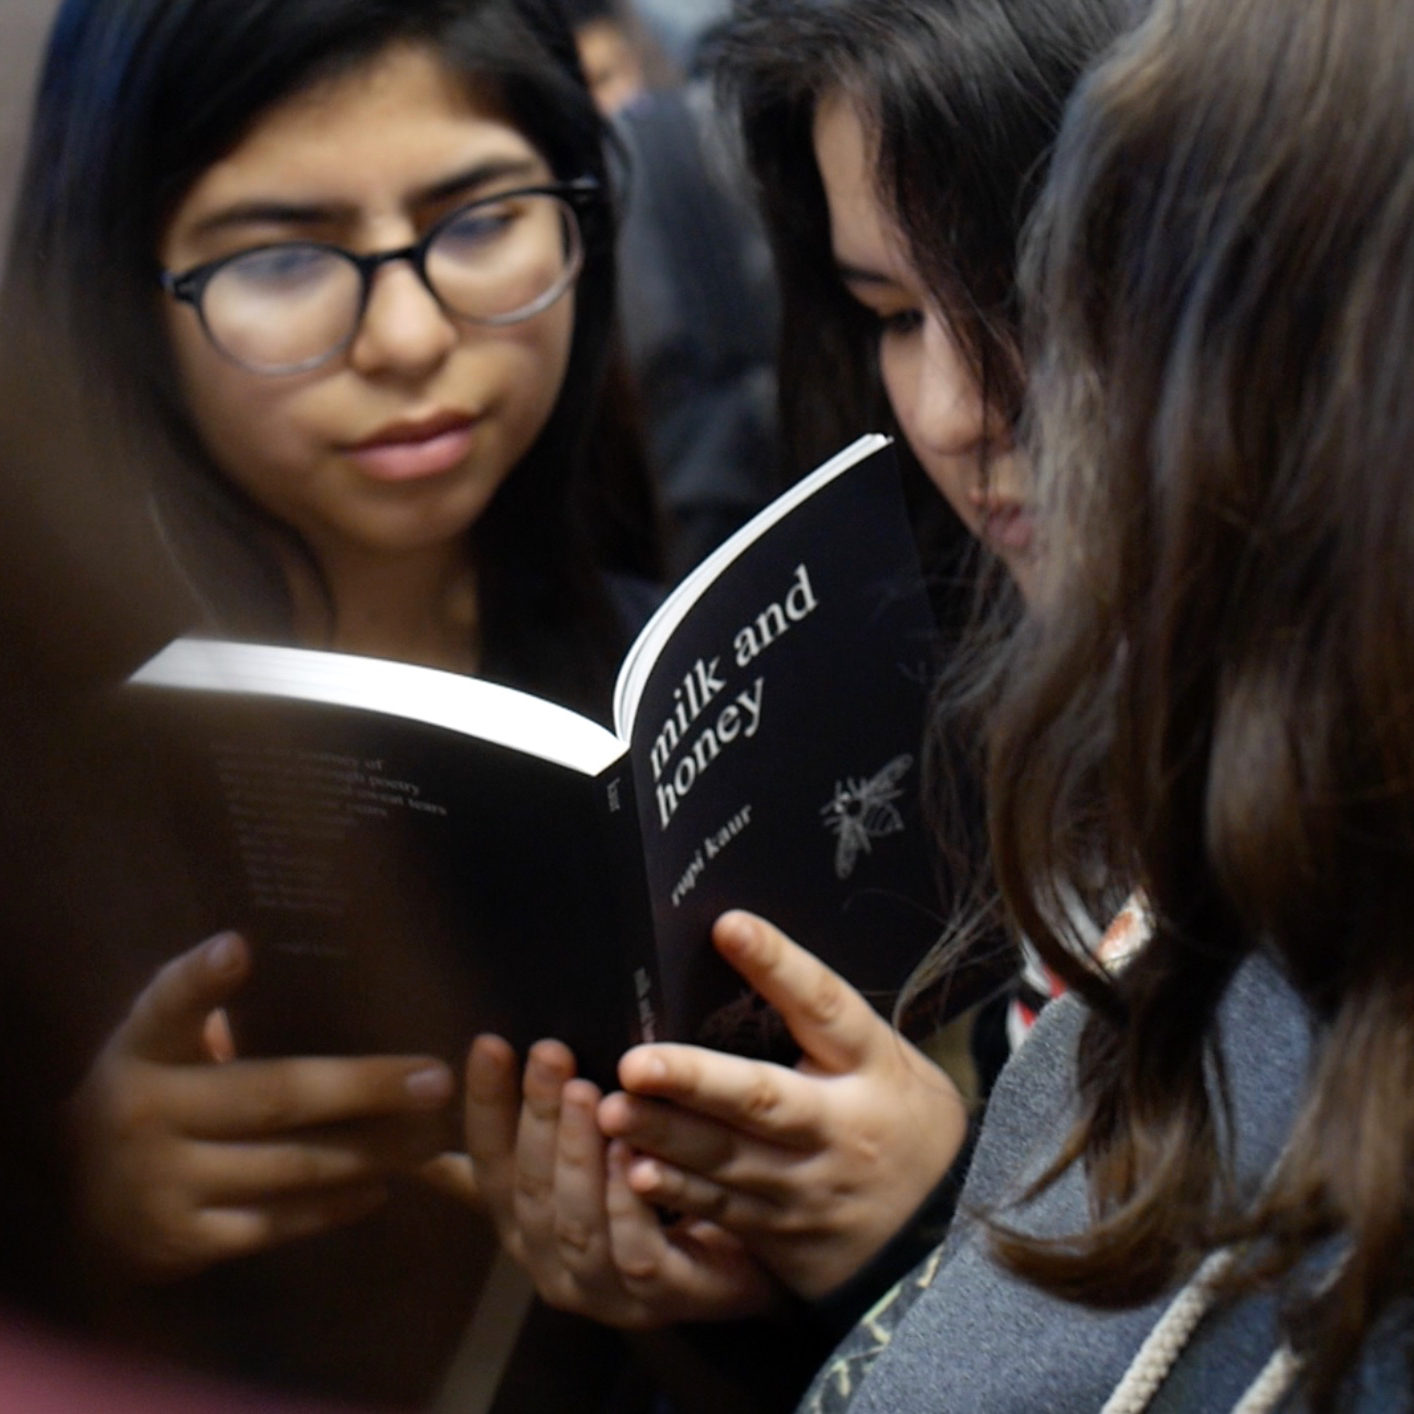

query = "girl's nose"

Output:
[[347, 260, 459, 378], [909, 314, 989, 459]]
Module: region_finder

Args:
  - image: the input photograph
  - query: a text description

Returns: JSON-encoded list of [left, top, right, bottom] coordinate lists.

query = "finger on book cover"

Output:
[[711, 910, 883, 1070]]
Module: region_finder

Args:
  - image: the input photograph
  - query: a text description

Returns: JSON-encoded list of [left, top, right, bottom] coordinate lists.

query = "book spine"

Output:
[[595, 764, 665, 1051]]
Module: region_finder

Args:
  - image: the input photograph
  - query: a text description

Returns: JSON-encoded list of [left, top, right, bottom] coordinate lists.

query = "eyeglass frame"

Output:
[[158, 175, 603, 374]]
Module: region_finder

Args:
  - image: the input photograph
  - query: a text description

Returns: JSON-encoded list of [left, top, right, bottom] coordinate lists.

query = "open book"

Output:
[[127, 435, 945, 1082]]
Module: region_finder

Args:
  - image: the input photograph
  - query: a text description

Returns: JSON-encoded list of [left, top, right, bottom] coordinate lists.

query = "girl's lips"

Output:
[[346, 417, 477, 482], [982, 501, 1035, 554]]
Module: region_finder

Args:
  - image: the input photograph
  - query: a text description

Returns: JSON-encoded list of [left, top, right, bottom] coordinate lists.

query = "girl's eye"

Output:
[[435, 201, 518, 258], [222, 243, 336, 294], [878, 308, 924, 338]]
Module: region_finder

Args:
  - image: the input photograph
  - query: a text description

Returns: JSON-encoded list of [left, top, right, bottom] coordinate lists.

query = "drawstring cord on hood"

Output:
[[1101, 1247, 1300, 1414]]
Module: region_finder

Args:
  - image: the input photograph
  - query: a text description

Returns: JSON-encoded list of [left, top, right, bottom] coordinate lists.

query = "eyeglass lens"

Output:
[[198, 192, 581, 373]]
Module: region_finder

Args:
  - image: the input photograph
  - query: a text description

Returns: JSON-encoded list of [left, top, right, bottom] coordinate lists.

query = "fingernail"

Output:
[[405, 1063, 453, 1104], [528, 1047, 571, 1088], [564, 1079, 598, 1109], [205, 931, 242, 974], [624, 1052, 668, 1088], [628, 1156, 660, 1191]]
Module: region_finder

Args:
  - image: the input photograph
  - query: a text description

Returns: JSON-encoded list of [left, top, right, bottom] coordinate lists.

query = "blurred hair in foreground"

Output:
[[984, 0, 1414, 1403]]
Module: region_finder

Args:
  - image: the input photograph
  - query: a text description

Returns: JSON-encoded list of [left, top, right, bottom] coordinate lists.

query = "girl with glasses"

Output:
[[11, 0, 657, 704], [4, 0, 660, 1404]]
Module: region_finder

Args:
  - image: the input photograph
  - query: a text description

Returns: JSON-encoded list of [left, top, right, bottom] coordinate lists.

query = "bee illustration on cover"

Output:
[[819, 753, 914, 880]]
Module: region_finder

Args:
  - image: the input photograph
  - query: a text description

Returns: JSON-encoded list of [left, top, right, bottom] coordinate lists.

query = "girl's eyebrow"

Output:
[[835, 260, 896, 288], [416, 156, 543, 205], [186, 157, 546, 239], [188, 200, 339, 237]]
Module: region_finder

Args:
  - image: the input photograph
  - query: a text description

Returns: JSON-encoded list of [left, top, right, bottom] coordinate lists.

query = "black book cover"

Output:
[[620, 444, 942, 1054], [131, 689, 653, 1087], [126, 435, 945, 1080]]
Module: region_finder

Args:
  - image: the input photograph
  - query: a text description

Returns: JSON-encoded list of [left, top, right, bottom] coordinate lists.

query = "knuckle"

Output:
[[214, 1216, 273, 1263], [514, 1171, 553, 1208], [847, 1130, 885, 1171], [802, 969, 848, 1027], [102, 1075, 165, 1140], [740, 1073, 783, 1123], [639, 1162, 678, 1201], [668, 1051, 701, 1091], [148, 1233, 209, 1277], [149, 1207, 229, 1275], [541, 1271, 588, 1314], [699, 1184, 733, 1224], [524, 1090, 562, 1123], [556, 1140, 597, 1180], [635, 1107, 678, 1152], [616, 1252, 662, 1284], [553, 1216, 599, 1257], [284, 1145, 346, 1189], [243, 1074, 300, 1132], [137, 956, 190, 1020], [136, 1187, 185, 1240], [127, 951, 205, 1040], [843, 1111, 892, 1170], [771, 1203, 820, 1238]]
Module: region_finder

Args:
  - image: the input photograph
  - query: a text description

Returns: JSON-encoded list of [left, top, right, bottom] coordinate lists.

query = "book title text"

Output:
[[649, 563, 818, 830]]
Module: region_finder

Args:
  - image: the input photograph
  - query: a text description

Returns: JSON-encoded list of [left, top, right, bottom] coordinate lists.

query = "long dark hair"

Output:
[[708, 0, 1131, 480], [710, 0, 1135, 1033], [6, 0, 658, 718], [990, 0, 1414, 1401]]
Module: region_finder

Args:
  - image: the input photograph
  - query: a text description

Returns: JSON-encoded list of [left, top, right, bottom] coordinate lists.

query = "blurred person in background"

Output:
[[568, 0, 784, 581]]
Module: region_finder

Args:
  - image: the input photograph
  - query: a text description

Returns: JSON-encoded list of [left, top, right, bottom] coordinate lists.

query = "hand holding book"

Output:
[[461, 1031, 783, 1328], [462, 910, 969, 1319], [600, 910, 970, 1301], [69, 932, 456, 1279]]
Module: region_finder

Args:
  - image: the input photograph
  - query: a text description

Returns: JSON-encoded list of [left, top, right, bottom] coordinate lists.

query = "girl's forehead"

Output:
[[171, 42, 551, 226], [267, 42, 496, 128], [813, 90, 918, 284]]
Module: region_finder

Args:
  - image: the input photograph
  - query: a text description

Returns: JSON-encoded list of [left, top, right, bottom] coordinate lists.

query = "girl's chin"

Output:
[[1000, 545, 1041, 605], [305, 501, 494, 563]]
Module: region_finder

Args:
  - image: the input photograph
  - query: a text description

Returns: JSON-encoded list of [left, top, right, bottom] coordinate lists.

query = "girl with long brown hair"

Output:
[[471, 0, 1414, 1405], [466, 0, 1135, 1333]]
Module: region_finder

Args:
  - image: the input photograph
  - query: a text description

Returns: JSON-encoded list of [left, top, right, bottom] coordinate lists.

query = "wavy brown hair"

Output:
[[984, 0, 1414, 1402]]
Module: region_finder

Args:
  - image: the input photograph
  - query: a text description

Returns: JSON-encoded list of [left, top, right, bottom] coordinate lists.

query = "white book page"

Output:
[[130, 639, 627, 777], [611, 433, 892, 737]]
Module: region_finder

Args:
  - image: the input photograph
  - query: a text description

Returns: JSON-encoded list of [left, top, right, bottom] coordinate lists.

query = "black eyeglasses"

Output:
[[160, 177, 600, 375]]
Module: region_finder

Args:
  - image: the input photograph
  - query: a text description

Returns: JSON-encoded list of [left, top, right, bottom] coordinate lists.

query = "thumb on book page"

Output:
[[119, 931, 252, 1065]]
